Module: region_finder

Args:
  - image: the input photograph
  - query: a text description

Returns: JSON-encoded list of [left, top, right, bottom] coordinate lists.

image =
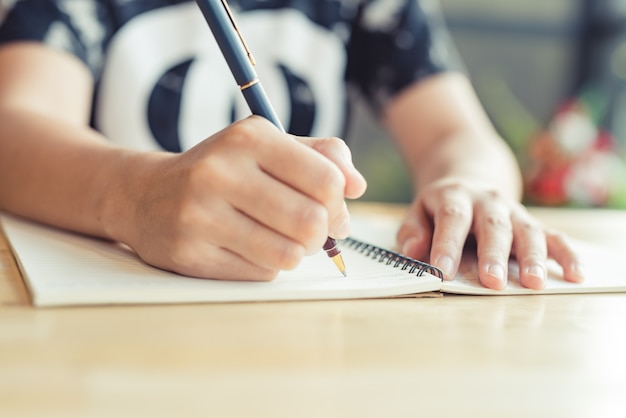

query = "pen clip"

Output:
[[220, 0, 256, 66]]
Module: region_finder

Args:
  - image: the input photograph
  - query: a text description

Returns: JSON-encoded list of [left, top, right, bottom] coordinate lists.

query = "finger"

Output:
[[198, 199, 308, 271], [220, 166, 329, 254], [473, 200, 513, 290], [207, 118, 345, 251], [546, 229, 585, 283], [511, 209, 548, 290], [138, 205, 284, 281], [209, 247, 281, 281], [254, 136, 349, 238], [159, 241, 281, 282], [228, 118, 346, 207], [288, 137, 365, 239], [397, 199, 432, 262], [299, 136, 368, 199], [327, 200, 351, 239], [257, 135, 347, 207], [427, 190, 473, 280], [287, 136, 366, 237]]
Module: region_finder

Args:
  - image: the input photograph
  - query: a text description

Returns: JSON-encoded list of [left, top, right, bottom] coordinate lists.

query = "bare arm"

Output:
[[0, 42, 138, 236], [0, 42, 367, 280], [382, 73, 583, 289], [383, 73, 521, 197]]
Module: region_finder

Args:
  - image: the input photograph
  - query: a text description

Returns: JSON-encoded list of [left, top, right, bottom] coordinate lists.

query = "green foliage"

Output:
[[352, 140, 413, 203]]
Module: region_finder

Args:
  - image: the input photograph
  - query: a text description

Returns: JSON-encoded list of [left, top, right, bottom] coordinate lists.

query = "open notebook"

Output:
[[2, 213, 625, 307]]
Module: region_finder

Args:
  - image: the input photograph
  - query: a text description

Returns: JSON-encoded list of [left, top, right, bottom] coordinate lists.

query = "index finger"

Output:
[[426, 188, 473, 280]]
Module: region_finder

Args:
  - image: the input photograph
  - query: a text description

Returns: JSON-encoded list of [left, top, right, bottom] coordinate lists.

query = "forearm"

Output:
[[0, 106, 158, 240], [383, 72, 522, 201], [410, 128, 523, 200]]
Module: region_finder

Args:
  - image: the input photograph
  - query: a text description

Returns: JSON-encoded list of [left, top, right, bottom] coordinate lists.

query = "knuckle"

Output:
[[174, 203, 197, 231], [314, 136, 346, 154], [272, 242, 305, 270], [484, 188, 504, 200], [190, 156, 228, 191], [433, 180, 464, 197], [299, 203, 328, 227], [167, 239, 196, 272], [517, 220, 542, 235], [484, 214, 510, 229], [438, 204, 468, 221], [176, 195, 218, 232], [294, 204, 329, 242], [433, 239, 463, 255], [518, 253, 545, 265], [481, 249, 508, 264], [223, 119, 267, 150], [247, 115, 275, 131], [446, 182, 464, 192], [231, 117, 259, 138], [249, 268, 280, 282], [318, 166, 345, 200], [327, 136, 349, 154]]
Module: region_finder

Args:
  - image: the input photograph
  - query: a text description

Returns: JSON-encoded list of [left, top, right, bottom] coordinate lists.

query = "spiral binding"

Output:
[[342, 237, 443, 279]]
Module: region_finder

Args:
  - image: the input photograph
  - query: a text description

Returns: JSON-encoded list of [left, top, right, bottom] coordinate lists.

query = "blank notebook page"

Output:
[[1, 215, 442, 307]]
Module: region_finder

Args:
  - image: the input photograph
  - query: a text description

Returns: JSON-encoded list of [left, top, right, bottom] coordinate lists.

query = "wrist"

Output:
[[97, 149, 175, 245], [414, 148, 523, 201]]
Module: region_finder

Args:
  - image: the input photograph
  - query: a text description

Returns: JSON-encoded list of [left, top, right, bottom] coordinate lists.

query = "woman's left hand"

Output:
[[396, 177, 585, 290]]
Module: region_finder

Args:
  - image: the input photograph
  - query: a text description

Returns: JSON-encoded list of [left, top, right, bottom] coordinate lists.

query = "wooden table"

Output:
[[1, 204, 626, 418]]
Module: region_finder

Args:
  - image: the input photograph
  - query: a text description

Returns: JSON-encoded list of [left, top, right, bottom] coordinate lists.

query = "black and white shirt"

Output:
[[0, 0, 456, 151]]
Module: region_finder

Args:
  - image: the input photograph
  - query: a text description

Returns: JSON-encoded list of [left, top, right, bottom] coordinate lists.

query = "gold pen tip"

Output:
[[331, 254, 347, 278]]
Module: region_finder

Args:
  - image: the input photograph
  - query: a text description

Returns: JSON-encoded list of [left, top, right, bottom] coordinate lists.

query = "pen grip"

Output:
[[242, 83, 285, 132]]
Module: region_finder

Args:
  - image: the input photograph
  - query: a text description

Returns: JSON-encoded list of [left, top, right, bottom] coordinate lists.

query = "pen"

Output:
[[195, 0, 347, 277]]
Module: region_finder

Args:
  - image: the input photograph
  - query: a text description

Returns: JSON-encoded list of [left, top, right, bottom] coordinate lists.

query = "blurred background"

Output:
[[349, 0, 626, 208]]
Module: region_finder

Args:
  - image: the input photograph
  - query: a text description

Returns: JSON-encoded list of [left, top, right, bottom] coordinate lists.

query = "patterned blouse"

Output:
[[0, 0, 457, 151]]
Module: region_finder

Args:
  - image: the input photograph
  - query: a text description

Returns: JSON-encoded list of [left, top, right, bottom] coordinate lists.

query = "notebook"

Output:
[[1, 212, 625, 307]]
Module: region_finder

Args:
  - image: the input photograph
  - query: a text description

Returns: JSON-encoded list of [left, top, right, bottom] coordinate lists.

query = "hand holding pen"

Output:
[[195, 0, 365, 276]]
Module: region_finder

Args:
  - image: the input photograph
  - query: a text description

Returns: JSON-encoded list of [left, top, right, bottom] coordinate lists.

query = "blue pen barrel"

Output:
[[194, 0, 344, 274], [196, 0, 285, 132], [242, 83, 285, 132], [196, 0, 253, 84]]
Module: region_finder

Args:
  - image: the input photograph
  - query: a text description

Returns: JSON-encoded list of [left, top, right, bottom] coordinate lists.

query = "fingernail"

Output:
[[573, 263, 585, 274], [487, 263, 505, 282], [525, 264, 545, 289], [526, 264, 545, 280], [569, 263, 586, 282], [435, 255, 455, 278]]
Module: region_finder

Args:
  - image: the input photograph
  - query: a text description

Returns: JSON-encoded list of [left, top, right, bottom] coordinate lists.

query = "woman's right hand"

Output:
[[104, 116, 367, 280]]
